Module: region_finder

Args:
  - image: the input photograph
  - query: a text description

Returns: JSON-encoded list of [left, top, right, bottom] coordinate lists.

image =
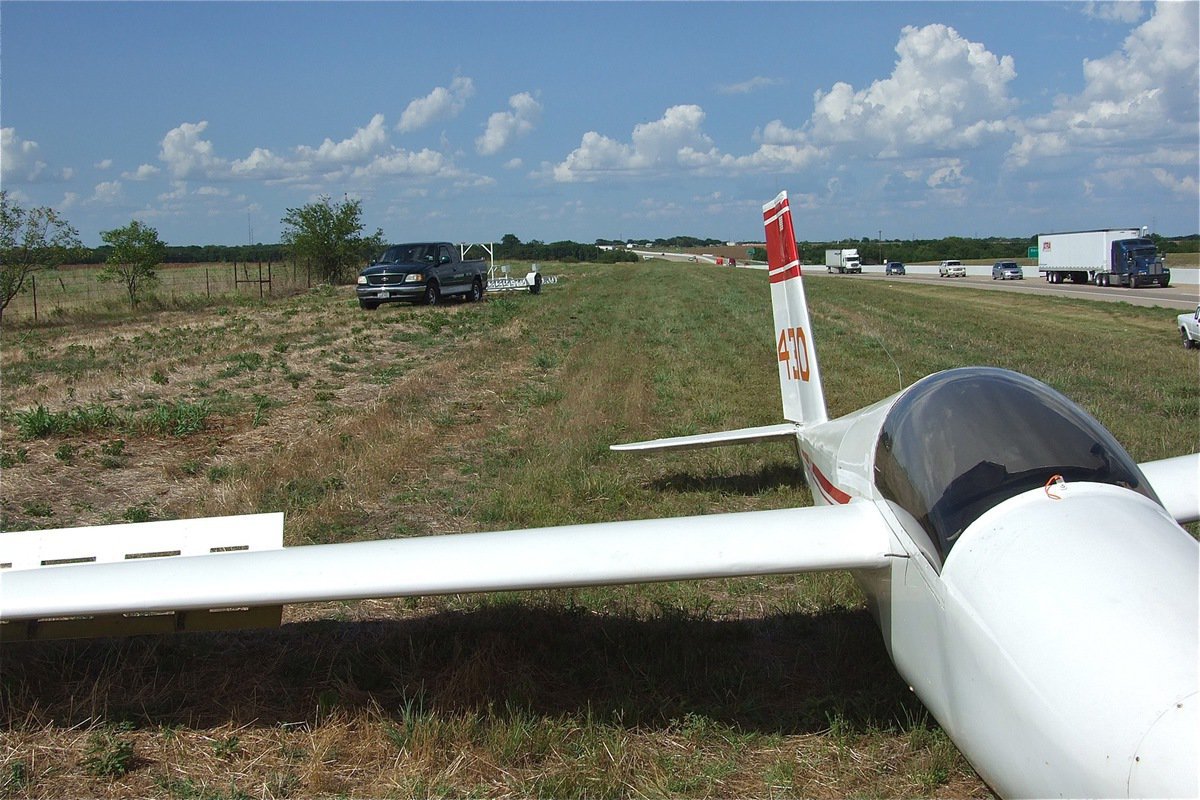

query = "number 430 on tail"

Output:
[[777, 326, 811, 381]]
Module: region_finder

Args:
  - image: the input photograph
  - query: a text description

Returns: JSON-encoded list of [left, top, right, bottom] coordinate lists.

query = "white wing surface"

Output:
[[1, 504, 892, 623], [1140, 453, 1200, 524], [611, 423, 799, 453]]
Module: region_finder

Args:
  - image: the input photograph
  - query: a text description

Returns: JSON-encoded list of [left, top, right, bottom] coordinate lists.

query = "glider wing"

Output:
[[1140, 453, 1200, 524], [1, 504, 892, 626]]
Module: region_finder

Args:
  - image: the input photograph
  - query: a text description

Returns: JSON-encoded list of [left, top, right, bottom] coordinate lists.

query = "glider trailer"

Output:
[[2, 193, 1197, 800]]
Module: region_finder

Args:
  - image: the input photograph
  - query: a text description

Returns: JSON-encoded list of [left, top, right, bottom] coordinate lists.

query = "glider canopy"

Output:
[[874, 367, 1157, 563]]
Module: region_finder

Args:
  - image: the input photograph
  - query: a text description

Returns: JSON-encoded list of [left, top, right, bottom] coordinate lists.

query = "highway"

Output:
[[633, 251, 1198, 311], [837, 270, 1199, 311]]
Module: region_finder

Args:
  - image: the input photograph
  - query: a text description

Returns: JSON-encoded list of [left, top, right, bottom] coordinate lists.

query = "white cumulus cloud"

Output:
[[1, 127, 72, 182], [230, 147, 289, 179], [397, 77, 475, 133], [476, 93, 542, 156], [1007, 1, 1198, 168], [160, 121, 225, 179], [88, 180, 123, 205], [552, 104, 822, 182], [164, 115, 469, 186], [296, 113, 387, 164], [804, 23, 1017, 158], [122, 163, 161, 181], [354, 148, 449, 178], [1082, 1, 1146, 23], [553, 105, 716, 181]]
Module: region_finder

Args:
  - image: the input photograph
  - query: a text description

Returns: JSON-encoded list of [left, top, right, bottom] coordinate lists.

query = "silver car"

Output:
[[992, 261, 1023, 280]]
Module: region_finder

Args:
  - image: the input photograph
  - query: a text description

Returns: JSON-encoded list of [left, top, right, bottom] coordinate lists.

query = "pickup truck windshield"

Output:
[[874, 368, 1157, 566], [380, 244, 435, 264]]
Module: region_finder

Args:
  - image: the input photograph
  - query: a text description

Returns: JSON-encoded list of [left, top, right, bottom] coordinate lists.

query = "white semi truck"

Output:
[[1037, 229, 1170, 288], [825, 248, 862, 274]]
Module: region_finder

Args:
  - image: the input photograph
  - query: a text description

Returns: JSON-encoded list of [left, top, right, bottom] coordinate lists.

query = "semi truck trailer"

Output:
[[825, 248, 862, 274], [1037, 229, 1169, 288]]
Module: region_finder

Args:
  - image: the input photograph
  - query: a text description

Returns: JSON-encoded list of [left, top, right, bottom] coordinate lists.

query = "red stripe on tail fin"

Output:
[[764, 195, 802, 284]]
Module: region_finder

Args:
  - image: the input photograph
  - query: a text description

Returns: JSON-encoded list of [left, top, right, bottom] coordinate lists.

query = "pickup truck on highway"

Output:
[[939, 260, 966, 277], [356, 242, 487, 309], [1179, 305, 1200, 349]]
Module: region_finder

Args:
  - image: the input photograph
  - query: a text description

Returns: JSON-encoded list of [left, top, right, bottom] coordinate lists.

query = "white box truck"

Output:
[[825, 248, 862, 274], [1037, 229, 1169, 288]]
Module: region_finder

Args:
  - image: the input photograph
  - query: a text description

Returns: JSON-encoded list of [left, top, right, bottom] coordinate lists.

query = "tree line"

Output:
[[595, 236, 725, 249], [74, 243, 291, 265], [3, 189, 1197, 321], [495, 234, 638, 263]]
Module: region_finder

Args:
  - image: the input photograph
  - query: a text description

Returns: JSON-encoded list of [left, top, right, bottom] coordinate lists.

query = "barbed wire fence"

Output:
[[4, 261, 315, 323]]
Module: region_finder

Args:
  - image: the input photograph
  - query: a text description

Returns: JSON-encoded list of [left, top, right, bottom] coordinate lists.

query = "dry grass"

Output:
[[3, 262, 1195, 798]]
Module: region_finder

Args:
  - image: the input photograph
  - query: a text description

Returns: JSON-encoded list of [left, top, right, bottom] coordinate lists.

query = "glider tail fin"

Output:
[[763, 191, 828, 427]]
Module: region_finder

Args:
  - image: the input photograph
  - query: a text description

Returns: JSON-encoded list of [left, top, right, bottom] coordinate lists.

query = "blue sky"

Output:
[[3, 1, 1197, 247]]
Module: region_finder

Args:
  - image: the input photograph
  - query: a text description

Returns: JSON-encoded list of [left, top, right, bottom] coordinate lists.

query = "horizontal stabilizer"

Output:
[[610, 423, 800, 453], [1, 505, 893, 623], [1140, 453, 1200, 524]]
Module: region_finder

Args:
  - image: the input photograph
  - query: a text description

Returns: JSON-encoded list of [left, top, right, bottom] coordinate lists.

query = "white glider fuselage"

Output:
[[794, 396, 1197, 799]]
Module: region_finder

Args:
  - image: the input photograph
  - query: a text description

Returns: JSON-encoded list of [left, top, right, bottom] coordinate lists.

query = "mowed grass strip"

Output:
[[1, 261, 1195, 798]]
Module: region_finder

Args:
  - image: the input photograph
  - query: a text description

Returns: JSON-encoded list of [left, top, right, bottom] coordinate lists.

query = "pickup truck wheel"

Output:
[[1183, 329, 1196, 349], [469, 278, 483, 302], [424, 281, 440, 305]]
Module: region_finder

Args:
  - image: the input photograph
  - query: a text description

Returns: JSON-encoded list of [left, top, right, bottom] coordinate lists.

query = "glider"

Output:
[[2, 192, 1196, 799]]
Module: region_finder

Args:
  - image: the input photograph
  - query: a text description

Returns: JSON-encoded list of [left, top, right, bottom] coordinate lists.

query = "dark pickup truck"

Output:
[[356, 242, 488, 308]]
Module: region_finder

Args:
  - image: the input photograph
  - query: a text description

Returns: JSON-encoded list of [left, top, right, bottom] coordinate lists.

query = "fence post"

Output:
[[206, 266, 210, 298], [268, 260, 273, 296], [258, 261, 264, 300]]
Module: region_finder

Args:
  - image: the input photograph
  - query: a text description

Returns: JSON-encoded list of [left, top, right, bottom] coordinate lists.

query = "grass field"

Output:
[[1, 262, 1196, 798]]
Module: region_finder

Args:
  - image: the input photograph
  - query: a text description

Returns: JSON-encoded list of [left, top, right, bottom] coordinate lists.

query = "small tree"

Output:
[[280, 195, 384, 285], [98, 220, 167, 309], [0, 191, 83, 322]]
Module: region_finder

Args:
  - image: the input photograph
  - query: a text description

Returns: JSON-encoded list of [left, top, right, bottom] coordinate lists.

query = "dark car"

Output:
[[992, 261, 1023, 280], [885, 261, 906, 275]]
